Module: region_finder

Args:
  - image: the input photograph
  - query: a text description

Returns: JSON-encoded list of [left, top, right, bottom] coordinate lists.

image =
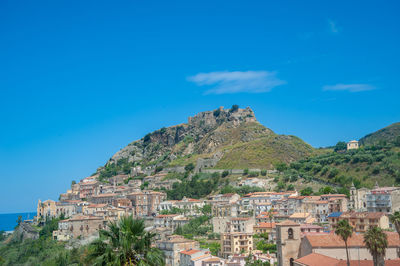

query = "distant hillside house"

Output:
[[347, 140, 359, 150]]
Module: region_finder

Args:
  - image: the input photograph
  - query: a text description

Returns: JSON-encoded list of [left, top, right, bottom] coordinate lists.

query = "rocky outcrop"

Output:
[[107, 106, 260, 165], [12, 222, 39, 242], [99, 106, 314, 174]]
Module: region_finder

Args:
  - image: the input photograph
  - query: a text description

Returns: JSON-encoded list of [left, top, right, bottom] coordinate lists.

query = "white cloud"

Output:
[[187, 70, 286, 94], [323, 83, 375, 92], [328, 19, 339, 34]]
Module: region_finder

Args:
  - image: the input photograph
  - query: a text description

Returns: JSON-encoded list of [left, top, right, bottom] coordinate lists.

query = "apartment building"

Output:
[[220, 232, 254, 259], [328, 211, 389, 232]]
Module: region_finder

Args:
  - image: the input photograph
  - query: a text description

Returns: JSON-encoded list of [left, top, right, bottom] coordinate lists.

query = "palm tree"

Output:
[[389, 211, 400, 257], [389, 211, 400, 238], [334, 219, 353, 266], [86, 215, 164, 265], [364, 226, 388, 266]]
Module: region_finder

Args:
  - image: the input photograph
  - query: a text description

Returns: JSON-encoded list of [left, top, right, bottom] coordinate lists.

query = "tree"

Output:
[[86, 216, 164, 265], [389, 211, 400, 257], [275, 162, 287, 172], [207, 242, 220, 256], [260, 170, 267, 176], [0, 230, 6, 241], [364, 226, 388, 266], [201, 204, 212, 215], [221, 170, 230, 178], [334, 220, 353, 266], [394, 136, 400, 147], [334, 141, 347, 152], [185, 163, 195, 172], [267, 208, 274, 223], [389, 211, 400, 239], [300, 187, 313, 196], [155, 166, 163, 173]]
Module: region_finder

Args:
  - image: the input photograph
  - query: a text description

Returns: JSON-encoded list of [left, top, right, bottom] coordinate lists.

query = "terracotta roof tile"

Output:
[[294, 253, 339, 266], [255, 222, 276, 228], [180, 249, 201, 255], [338, 259, 400, 266], [306, 232, 400, 248], [276, 220, 299, 226]]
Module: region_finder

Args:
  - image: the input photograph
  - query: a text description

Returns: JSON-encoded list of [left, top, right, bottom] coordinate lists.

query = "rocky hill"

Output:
[[360, 122, 400, 146], [97, 106, 314, 179]]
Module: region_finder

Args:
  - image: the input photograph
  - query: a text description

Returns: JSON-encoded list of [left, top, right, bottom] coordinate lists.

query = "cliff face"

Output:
[[100, 106, 313, 174]]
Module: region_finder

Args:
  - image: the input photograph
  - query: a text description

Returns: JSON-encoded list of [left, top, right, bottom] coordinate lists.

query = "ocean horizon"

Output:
[[0, 212, 36, 232]]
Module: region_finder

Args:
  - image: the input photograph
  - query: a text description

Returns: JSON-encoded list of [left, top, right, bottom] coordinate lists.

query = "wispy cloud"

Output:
[[323, 83, 375, 93], [187, 70, 286, 94], [328, 19, 339, 34]]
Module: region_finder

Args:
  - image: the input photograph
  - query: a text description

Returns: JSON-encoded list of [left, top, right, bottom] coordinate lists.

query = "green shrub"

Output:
[[260, 170, 267, 176], [221, 170, 230, 178]]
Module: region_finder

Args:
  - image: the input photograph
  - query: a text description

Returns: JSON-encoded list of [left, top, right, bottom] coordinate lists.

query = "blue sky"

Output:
[[1, 0, 399, 213]]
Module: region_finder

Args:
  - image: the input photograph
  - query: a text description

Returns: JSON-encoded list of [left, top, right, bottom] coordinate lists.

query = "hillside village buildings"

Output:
[[35, 169, 400, 266]]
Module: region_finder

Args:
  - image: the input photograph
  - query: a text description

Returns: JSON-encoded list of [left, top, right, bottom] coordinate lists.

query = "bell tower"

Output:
[[276, 220, 301, 266]]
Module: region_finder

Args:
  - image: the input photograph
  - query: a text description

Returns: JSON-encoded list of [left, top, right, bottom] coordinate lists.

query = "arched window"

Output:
[[288, 228, 294, 239]]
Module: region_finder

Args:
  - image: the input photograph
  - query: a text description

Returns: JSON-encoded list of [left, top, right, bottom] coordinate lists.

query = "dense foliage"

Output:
[[220, 185, 265, 196], [99, 158, 135, 181], [166, 173, 220, 200], [174, 215, 212, 238], [276, 141, 400, 192], [0, 218, 86, 266], [198, 239, 220, 256], [86, 216, 164, 265]]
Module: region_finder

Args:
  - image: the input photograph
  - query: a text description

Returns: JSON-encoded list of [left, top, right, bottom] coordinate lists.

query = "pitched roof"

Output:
[[290, 212, 311, 218], [180, 249, 201, 255], [340, 211, 387, 219], [327, 212, 343, 218], [155, 214, 179, 218], [203, 257, 222, 262], [321, 194, 346, 197], [294, 253, 339, 266], [306, 232, 400, 248], [296, 254, 400, 266], [92, 193, 117, 198], [191, 254, 211, 261], [300, 224, 323, 229], [254, 222, 276, 228], [337, 259, 400, 266], [276, 220, 299, 226]]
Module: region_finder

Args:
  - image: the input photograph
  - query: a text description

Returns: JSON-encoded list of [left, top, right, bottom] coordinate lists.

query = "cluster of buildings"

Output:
[[35, 167, 400, 266]]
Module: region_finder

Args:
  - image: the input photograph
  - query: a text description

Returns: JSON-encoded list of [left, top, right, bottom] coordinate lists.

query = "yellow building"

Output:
[[37, 199, 57, 221], [220, 232, 254, 258], [347, 140, 359, 150]]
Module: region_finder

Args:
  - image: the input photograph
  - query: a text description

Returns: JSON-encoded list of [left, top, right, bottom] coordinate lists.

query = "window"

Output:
[[288, 228, 294, 239]]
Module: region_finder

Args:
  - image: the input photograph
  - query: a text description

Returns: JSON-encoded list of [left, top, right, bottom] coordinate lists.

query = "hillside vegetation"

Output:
[[281, 141, 400, 190], [360, 122, 400, 146], [97, 106, 315, 180], [96, 106, 399, 193]]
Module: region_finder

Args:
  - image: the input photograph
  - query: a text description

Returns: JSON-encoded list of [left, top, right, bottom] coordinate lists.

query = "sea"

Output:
[[0, 212, 36, 232]]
